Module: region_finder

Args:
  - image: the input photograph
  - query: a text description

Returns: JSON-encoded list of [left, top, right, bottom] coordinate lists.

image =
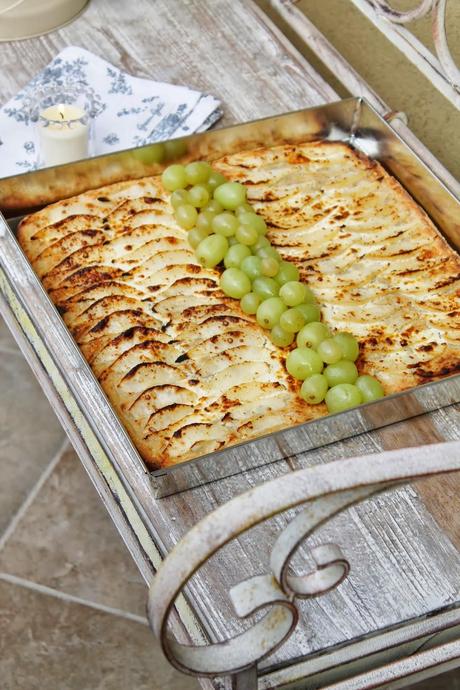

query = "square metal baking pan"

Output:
[[1, 97, 459, 498]]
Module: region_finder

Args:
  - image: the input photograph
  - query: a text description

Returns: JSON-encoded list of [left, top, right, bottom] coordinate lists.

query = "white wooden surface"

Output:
[[1, 1, 460, 687]]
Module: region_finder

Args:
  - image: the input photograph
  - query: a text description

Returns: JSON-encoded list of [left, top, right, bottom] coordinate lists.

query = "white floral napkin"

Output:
[[0, 46, 222, 177]]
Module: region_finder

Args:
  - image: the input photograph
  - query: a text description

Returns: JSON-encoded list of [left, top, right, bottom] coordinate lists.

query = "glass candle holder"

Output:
[[35, 83, 95, 168]]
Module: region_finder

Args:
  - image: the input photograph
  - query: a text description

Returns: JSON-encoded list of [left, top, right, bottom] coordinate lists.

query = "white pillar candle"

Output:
[[39, 103, 89, 167]]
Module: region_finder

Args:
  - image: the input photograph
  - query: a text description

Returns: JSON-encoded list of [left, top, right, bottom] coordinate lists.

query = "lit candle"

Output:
[[38, 103, 89, 167]]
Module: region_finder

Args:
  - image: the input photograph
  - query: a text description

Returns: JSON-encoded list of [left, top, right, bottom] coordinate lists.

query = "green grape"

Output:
[[224, 243, 252, 268], [132, 143, 165, 165], [207, 170, 227, 191], [324, 360, 359, 387], [228, 237, 238, 246], [325, 383, 363, 413], [275, 261, 300, 285], [214, 182, 247, 210], [279, 281, 309, 307], [256, 245, 281, 261], [163, 138, 187, 160], [303, 286, 317, 304], [236, 202, 254, 216], [300, 374, 329, 404], [355, 375, 385, 402], [253, 277, 279, 300], [188, 226, 211, 248], [286, 347, 323, 380], [252, 235, 271, 252], [171, 189, 190, 209], [204, 199, 224, 214], [196, 210, 217, 233], [297, 321, 330, 349], [185, 161, 211, 185], [296, 303, 321, 324], [235, 224, 259, 246], [196, 234, 228, 268], [256, 297, 286, 329], [188, 184, 210, 208], [261, 257, 279, 277], [239, 212, 267, 236], [202, 183, 214, 197], [333, 332, 360, 362], [241, 255, 263, 280], [270, 324, 295, 347], [317, 338, 343, 365], [240, 292, 260, 315], [162, 164, 187, 191], [212, 212, 239, 237], [174, 204, 198, 230], [279, 307, 306, 334], [220, 268, 251, 299]]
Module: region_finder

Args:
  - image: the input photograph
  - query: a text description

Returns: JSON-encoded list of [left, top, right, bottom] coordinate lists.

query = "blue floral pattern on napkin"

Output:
[[0, 46, 222, 177]]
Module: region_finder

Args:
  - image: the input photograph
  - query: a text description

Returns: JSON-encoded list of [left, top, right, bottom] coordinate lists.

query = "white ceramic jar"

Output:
[[0, 0, 89, 41]]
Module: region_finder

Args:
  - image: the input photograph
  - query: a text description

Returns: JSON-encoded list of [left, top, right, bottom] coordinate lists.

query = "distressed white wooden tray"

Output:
[[1, 1, 460, 688]]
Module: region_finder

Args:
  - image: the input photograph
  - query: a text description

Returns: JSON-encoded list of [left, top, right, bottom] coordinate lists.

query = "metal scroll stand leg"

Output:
[[148, 441, 460, 689], [232, 666, 258, 690]]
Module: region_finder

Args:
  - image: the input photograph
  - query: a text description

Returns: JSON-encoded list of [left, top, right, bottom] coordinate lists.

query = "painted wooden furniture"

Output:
[[1, 1, 460, 688]]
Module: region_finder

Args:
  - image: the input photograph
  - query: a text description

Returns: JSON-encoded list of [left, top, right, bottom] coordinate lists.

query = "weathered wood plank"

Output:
[[1, 0, 460, 685], [0, 0, 336, 119], [409, 406, 460, 551]]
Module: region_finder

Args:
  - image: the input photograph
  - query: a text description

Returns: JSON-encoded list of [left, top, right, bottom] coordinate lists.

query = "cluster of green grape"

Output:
[[286, 323, 384, 412], [161, 161, 319, 343], [161, 161, 385, 414]]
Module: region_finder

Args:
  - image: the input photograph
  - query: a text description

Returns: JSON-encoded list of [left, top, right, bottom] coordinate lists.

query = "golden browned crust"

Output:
[[18, 173, 310, 469], [18, 141, 460, 468], [215, 141, 460, 391]]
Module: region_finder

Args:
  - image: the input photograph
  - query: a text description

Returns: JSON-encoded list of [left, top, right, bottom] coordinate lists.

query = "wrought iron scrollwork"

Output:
[[148, 441, 460, 680], [372, 0, 434, 24], [372, 0, 460, 94]]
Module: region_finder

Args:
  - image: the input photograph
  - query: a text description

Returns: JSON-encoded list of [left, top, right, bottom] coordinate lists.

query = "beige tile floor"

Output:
[[0, 315, 197, 689]]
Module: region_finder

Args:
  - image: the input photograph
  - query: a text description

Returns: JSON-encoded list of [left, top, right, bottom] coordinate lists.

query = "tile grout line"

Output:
[[0, 437, 70, 553], [0, 572, 148, 626]]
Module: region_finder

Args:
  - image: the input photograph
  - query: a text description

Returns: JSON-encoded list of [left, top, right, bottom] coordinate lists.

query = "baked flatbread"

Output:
[[18, 142, 460, 468]]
